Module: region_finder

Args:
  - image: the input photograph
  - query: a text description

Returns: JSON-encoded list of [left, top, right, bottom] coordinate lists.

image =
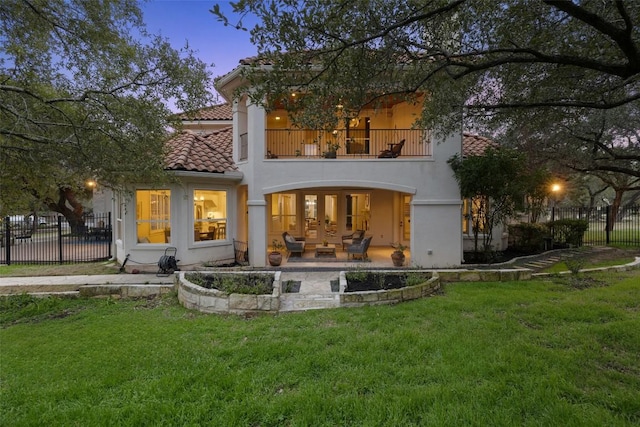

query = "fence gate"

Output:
[[1, 213, 112, 265]]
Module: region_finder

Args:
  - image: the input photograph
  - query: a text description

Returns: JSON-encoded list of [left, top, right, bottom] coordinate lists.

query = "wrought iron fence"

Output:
[[1, 213, 112, 265], [548, 204, 640, 246]]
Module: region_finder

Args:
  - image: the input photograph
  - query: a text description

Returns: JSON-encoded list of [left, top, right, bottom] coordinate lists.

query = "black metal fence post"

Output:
[[4, 216, 10, 266], [605, 205, 611, 245], [551, 206, 556, 242], [58, 216, 64, 264], [108, 211, 113, 259]]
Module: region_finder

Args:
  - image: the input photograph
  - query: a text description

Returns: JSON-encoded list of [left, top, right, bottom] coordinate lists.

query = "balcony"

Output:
[[264, 129, 431, 159]]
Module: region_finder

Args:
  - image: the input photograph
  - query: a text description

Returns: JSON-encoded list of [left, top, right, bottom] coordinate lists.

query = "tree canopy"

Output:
[[1, 0, 214, 215], [213, 0, 639, 171]]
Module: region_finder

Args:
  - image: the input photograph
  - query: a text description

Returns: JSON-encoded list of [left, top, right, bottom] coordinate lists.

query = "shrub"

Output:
[[546, 219, 589, 247], [564, 256, 586, 275], [508, 222, 549, 252]]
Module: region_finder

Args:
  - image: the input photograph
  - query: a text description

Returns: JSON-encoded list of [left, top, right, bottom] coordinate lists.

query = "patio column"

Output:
[[246, 100, 268, 267]]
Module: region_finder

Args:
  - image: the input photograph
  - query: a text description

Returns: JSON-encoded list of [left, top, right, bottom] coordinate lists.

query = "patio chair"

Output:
[[378, 139, 405, 158], [341, 229, 365, 250], [282, 231, 306, 257], [347, 236, 373, 260]]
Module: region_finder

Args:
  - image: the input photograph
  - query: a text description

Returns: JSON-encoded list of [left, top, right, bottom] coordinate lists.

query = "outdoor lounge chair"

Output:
[[341, 229, 365, 250], [347, 236, 372, 260], [282, 231, 306, 257], [377, 139, 405, 158]]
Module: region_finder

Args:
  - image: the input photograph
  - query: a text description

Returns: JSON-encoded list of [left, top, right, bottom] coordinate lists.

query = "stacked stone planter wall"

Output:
[[177, 268, 538, 315], [178, 271, 281, 315], [339, 271, 441, 308]]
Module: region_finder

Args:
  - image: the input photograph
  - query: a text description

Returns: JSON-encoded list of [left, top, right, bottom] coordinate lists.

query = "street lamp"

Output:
[[550, 182, 563, 222]]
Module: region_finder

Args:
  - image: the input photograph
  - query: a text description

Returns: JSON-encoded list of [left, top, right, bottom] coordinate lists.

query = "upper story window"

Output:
[[136, 190, 170, 244], [194, 190, 227, 242]]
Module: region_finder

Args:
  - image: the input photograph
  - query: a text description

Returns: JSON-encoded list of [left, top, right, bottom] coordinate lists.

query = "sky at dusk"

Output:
[[140, 0, 259, 101]]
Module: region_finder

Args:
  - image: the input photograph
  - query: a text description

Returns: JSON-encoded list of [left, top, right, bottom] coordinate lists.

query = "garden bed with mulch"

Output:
[[344, 271, 433, 293]]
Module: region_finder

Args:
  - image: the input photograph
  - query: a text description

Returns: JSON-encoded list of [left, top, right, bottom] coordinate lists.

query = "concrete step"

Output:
[[280, 293, 340, 311]]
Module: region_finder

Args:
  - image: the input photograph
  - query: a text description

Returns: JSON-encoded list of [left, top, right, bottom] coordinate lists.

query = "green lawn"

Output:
[[543, 256, 637, 274], [1, 271, 639, 426], [0, 261, 120, 277]]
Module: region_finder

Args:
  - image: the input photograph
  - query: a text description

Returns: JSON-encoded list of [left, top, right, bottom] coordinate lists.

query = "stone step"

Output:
[[280, 294, 340, 311]]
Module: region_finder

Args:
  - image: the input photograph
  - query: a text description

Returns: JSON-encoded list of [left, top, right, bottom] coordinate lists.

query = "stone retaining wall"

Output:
[[178, 271, 281, 315], [339, 271, 441, 308], [79, 284, 175, 298], [437, 268, 532, 282]]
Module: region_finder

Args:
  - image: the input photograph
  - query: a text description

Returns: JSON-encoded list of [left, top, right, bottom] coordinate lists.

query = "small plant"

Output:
[[322, 141, 341, 158], [325, 141, 340, 152], [565, 256, 586, 275], [405, 271, 431, 287], [271, 239, 284, 253], [345, 267, 369, 283], [322, 238, 328, 246], [393, 243, 407, 254]]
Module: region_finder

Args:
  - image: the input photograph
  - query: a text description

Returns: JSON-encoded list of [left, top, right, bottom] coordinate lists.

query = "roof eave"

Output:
[[169, 170, 244, 181]]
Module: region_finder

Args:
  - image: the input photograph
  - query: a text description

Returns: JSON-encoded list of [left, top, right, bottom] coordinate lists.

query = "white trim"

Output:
[[263, 180, 417, 194]]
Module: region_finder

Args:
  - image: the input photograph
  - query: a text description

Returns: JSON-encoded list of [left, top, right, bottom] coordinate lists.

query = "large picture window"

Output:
[[194, 190, 227, 241], [136, 190, 171, 244]]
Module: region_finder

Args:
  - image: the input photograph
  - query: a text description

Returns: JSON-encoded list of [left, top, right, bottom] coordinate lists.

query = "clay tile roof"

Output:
[[165, 128, 237, 173], [178, 104, 232, 121], [462, 132, 498, 157]]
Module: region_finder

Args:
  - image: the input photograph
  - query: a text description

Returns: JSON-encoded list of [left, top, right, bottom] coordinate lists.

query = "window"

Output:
[[463, 197, 487, 234], [136, 190, 170, 243], [271, 193, 297, 232], [345, 193, 370, 231], [194, 190, 227, 241]]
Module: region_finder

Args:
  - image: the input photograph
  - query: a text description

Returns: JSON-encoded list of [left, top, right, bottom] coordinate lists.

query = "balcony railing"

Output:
[[264, 129, 431, 159]]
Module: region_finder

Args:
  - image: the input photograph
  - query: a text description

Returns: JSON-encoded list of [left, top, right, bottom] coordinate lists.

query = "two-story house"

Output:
[[113, 58, 466, 270]]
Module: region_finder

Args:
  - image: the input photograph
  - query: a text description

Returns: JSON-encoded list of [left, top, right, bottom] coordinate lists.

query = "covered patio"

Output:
[[272, 245, 411, 269]]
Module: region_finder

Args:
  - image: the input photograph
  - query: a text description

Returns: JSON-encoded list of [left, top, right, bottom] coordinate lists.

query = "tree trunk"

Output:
[[608, 190, 623, 232], [46, 187, 86, 234]]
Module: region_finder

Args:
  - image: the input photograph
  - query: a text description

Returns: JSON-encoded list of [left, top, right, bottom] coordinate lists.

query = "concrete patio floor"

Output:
[[274, 245, 412, 271]]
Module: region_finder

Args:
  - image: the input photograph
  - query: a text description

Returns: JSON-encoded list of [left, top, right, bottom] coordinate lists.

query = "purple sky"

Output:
[[141, 1, 258, 101]]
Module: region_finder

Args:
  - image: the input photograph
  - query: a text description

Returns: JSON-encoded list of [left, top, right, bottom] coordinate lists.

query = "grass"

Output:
[[543, 256, 637, 274], [0, 261, 120, 277], [1, 270, 639, 426]]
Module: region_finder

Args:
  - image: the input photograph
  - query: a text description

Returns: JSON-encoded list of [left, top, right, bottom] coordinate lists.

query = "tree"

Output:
[[448, 147, 529, 257], [212, 0, 639, 166], [591, 172, 640, 232], [1, 0, 214, 222]]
